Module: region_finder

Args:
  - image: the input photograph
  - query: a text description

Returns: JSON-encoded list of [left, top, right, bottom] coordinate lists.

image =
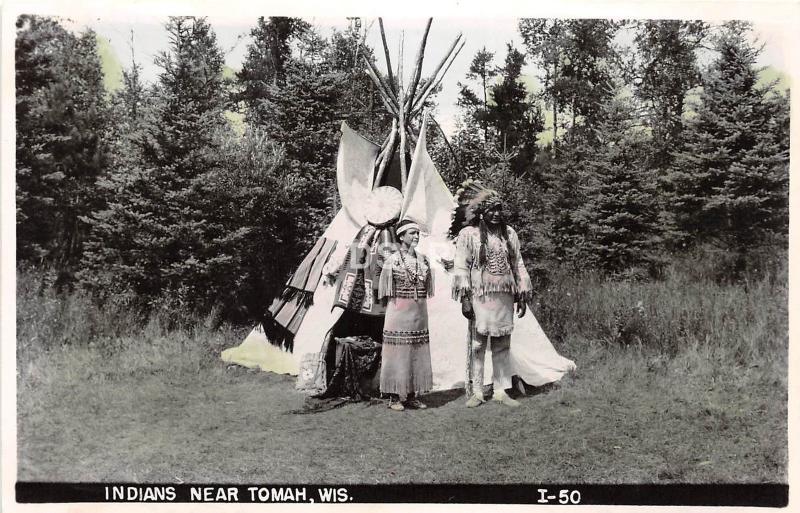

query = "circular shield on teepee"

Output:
[[364, 186, 403, 227]]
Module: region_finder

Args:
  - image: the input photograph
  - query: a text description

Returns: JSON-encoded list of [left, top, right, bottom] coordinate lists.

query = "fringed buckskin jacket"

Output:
[[451, 225, 533, 302]]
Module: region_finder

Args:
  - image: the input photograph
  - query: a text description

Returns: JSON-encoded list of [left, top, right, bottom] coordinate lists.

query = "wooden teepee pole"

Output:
[[406, 127, 418, 151], [363, 61, 400, 118], [378, 18, 396, 95], [411, 34, 463, 114], [397, 31, 408, 192], [360, 47, 401, 115], [380, 130, 392, 152], [374, 119, 398, 187], [404, 18, 432, 118], [412, 38, 465, 116]]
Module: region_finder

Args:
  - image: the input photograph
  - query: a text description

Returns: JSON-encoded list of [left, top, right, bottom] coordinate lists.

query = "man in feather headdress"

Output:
[[451, 180, 534, 408]]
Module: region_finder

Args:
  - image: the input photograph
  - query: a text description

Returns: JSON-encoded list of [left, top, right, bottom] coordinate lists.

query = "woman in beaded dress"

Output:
[[378, 219, 434, 411]]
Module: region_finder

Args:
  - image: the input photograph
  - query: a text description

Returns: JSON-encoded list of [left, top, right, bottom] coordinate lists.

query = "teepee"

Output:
[[221, 18, 575, 391]]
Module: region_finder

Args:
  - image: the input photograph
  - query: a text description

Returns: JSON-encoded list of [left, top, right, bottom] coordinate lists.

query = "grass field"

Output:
[[16, 259, 788, 484]]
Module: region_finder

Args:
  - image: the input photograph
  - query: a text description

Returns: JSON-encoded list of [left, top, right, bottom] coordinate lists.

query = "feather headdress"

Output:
[[449, 179, 502, 237]]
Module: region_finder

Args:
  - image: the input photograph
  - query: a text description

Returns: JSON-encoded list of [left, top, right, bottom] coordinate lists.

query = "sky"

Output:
[[82, 16, 529, 134], [74, 15, 793, 135]]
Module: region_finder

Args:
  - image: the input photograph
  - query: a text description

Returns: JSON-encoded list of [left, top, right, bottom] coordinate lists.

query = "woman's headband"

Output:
[[396, 221, 420, 236]]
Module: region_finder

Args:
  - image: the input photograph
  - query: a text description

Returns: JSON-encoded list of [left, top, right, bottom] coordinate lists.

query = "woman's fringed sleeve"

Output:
[[451, 228, 473, 300], [509, 227, 534, 303], [378, 255, 395, 299]]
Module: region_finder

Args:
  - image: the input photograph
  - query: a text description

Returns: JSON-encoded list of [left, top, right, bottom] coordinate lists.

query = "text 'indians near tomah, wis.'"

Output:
[[13, 12, 789, 503]]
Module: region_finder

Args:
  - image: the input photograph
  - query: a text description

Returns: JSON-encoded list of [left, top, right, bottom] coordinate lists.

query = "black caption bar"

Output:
[[15, 482, 788, 507]]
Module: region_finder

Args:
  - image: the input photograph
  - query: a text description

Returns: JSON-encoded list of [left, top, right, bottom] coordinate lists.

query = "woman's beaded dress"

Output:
[[378, 250, 434, 397]]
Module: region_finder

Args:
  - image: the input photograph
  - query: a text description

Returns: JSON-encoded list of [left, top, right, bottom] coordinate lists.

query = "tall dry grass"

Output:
[[18, 250, 788, 371], [16, 269, 247, 394], [17, 250, 788, 396], [534, 252, 788, 366]]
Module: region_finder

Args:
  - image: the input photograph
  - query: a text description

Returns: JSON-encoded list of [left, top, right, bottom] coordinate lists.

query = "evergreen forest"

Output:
[[15, 16, 790, 324]]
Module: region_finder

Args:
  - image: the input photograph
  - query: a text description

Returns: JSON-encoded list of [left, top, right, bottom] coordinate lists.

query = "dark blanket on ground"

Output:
[[291, 336, 382, 414]]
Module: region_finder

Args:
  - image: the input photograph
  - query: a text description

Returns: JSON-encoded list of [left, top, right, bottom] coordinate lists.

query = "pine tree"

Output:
[[520, 19, 620, 147], [632, 20, 708, 169], [542, 141, 592, 267], [81, 57, 151, 291], [518, 19, 567, 153], [327, 23, 394, 142], [486, 44, 544, 176], [576, 95, 662, 276], [453, 50, 498, 177], [81, 17, 235, 311], [236, 16, 310, 124], [438, 117, 490, 188], [458, 48, 497, 142], [241, 21, 391, 233], [560, 20, 620, 133], [101, 59, 149, 194], [455, 44, 543, 177], [254, 33, 344, 232], [195, 130, 297, 320], [15, 15, 110, 281], [667, 22, 790, 253], [519, 20, 630, 272]]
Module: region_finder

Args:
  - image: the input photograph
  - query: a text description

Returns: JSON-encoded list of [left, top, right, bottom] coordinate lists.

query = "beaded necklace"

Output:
[[398, 248, 423, 299]]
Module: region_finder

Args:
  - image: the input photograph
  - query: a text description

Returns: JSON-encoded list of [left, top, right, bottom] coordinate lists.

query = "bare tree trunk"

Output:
[[552, 61, 559, 155], [482, 54, 488, 144], [571, 100, 576, 144]]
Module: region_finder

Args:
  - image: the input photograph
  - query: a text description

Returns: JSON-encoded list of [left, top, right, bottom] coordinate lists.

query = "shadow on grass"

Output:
[[515, 380, 561, 399], [358, 388, 466, 409], [476, 378, 561, 401], [283, 369, 565, 414], [421, 387, 467, 408], [360, 380, 561, 411], [294, 387, 469, 414], [369, 381, 560, 409]]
